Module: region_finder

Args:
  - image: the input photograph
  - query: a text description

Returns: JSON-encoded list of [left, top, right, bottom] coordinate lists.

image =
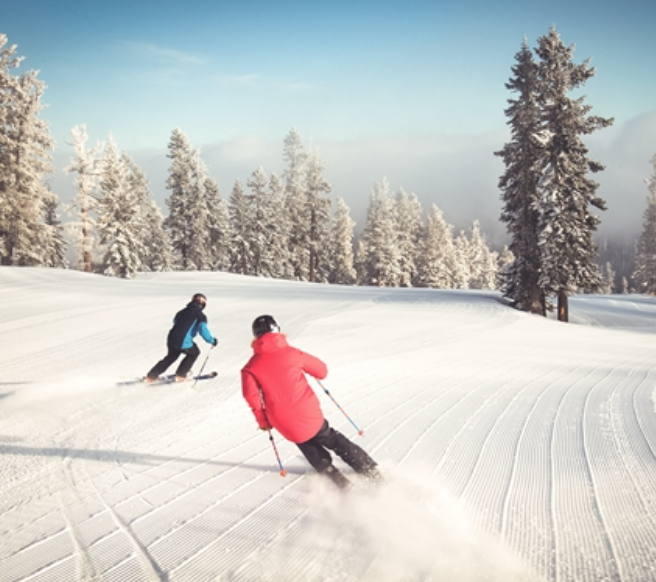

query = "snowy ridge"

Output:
[[2, 268, 656, 581]]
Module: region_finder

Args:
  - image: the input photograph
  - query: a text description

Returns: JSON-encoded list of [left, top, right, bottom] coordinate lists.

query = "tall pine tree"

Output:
[[359, 179, 400, 286], [164, 128, 194, 269], [395, 188, 423, 287], [328, 198, 357, 285], [228, 179, 251, 275], [304, 149, 332, 282], [534, 27, 613, 321], [496, 39, 545, 313], [97, 136, 143, 278], [0, 35, 55, 266], [65, 124, 102, 272]]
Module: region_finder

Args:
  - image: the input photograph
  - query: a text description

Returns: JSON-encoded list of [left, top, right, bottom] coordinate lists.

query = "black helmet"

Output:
[[252, 315, 280, 338], [192, 293, 207, 308]]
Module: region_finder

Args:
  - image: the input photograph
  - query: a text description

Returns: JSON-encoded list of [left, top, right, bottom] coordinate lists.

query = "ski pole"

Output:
[[266, 428, 287, 477], [315, 379, 364, 436], [193, 344, 214, 389], [258, 388, 287, 476]]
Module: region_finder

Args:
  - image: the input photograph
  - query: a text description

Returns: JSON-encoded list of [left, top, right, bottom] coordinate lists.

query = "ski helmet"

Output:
[[192, 293, 207, 308], [252, 315, 280, 338]]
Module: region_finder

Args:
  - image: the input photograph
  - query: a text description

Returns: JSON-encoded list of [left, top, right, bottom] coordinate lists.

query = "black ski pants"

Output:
[[147, 343, 200, 379], [297, 420, 377, 475]]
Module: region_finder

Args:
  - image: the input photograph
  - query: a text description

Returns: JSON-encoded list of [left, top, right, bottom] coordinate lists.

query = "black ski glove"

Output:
[[212, 338, 218, 346]]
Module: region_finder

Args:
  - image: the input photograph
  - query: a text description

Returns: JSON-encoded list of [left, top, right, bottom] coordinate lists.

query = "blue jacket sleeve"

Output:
[[198, 321, 216, 345]]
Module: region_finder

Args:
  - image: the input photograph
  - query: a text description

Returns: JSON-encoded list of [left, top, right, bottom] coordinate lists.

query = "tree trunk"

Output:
[[557, 290, 568, 322]]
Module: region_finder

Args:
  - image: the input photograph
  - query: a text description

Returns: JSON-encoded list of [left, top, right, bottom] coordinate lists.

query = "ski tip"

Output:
[[279, 469, 288, 477]]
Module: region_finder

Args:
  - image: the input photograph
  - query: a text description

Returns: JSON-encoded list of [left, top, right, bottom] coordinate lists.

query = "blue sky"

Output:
[[2, 0, 655, 242]]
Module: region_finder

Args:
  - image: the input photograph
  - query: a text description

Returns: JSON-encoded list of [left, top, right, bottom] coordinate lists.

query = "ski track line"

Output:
[[633, 368, 656, 462], [344, 348, 507, 465], [588, 363, 656, 580], [116, 439, 303, 573], [580, 366, 625, 582], [550, 361, 620, 582], [76, 430, 279, 579], [462, 358, 583, 536], [390, 345, 523, 475], [167, 478, 308, 580]]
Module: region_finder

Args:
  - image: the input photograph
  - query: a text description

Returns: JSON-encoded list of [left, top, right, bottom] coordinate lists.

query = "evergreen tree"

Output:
[[0, 35, 55, 266], [97, 136, 143, 278], [228, 179, 251, 275], [123, 153, 172, 272], [632, 155, 656, 293], [359, 179, 400, 286], [246, 166, 271, 276], [495, 38, 545, 313], [164, 128, 194, 269], [65, 124, 102, 272], [453, 231, 471, 289], [266, 172, 292, 279], [417, 204, 457, 288], [304, 149, 332, 282], [328, 198, 357, 285], [282, 128, 309, 279], [534, 27, 613, 321], [395, 188, 423, 287], [467, 220, 498, 290], [185, 150, 213, 270], [41, 191, 68, 268], [205, 176, 231, 271]]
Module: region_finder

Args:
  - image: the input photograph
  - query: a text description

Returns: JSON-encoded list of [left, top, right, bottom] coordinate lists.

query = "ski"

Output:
[[117, 371, 218, 387]]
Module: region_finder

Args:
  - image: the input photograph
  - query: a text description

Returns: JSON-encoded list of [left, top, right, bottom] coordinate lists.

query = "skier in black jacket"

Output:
[[145, 293, 217, 382]]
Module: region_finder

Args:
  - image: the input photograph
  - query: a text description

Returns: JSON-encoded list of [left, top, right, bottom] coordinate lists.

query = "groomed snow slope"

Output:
[[2, 267, 656, 582]]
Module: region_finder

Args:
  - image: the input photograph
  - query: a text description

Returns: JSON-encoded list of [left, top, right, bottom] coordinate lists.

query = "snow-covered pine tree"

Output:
[[65, 124, 103, 272], [164, 128, 194, 269], [266, 172, 292, 279], [395, 188, 423, 287], [228, 179, 251, 275], [185, 150, 213, 270], [453, 231, 471, 289], [534, 27, 613, 321], [354, 239, 367, 286], [204, 176, 230, 271], [97, 136, 144, 278], [359, 179, 400, 286], [0, 34, 55, 266], [417, 204, 457, 289], [495, 38, 545, 313], [282, 128, 309, 279], [41, 191, 68, 268], [246, 166, 271, 276], [304, 149, 332, 282], [122, 153, 172, 272], [328, 198, 357, 285], [632, 155, 656, 293], [467, 220, 498, 290]]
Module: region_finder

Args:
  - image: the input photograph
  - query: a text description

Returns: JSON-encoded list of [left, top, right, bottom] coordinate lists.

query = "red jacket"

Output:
[[241, 333, 327, 444]]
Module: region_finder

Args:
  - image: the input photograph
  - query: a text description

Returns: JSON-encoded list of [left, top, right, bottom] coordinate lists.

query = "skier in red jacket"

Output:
[[241, 315, 380, 489]]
